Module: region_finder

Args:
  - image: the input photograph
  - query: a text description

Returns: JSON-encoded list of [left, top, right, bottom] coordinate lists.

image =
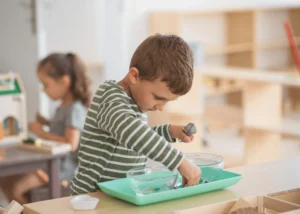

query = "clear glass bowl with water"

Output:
[[185, 153, 224, 182], [127, 166, 178, 196]]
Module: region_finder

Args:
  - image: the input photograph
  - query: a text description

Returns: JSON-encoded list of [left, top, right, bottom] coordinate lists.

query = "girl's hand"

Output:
[[36, 112, 49, 125], [169, 125, 194, 143], [28, 121, 45, 137], [36, 170, 49, 183]]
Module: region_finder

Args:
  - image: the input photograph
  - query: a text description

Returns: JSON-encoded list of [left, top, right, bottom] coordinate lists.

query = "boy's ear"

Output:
[[128, 67, 140, 84]]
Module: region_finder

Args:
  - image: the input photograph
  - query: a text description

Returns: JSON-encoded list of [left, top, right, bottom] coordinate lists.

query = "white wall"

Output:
[[0, 0, 106, 120], [0, 0, 40, 122], [40, 0, 105, 117], [43, 0, 104, 63], [102, 0, 130, 81]]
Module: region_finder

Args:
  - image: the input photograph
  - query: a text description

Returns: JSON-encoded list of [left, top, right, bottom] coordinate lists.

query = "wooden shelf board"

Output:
[[178, 5, 300, 17], [244, 119, 300, 139], [257, 37, 300, 50], [197, 66, 300, 87], [204, 104, 300, 138], [205, 85, 243, 96], [200, 37, 300, 56], [205, 43, 253, 56]]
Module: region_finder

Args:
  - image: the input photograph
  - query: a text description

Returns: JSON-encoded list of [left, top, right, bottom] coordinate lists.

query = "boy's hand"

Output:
[[28, 121, 45, 137], [177, 158, 201, 187], [169, 125, 194, 142]]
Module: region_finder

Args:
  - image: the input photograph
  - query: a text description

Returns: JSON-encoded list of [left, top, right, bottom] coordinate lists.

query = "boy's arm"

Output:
[[97, 102, 184, 171], [152, 124, 175, 142]]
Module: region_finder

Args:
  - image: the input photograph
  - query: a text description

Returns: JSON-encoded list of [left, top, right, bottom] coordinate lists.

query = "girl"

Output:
[[8, 53, 91, 204]]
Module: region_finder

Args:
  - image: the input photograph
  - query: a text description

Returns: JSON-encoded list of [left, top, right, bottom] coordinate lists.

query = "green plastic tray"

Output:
[[98, 169, 242, 206]]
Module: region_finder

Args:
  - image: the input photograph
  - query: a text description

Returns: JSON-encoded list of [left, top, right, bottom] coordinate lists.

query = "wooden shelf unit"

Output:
[[149, 7, 300, 106], [198, 66, 300, 164]]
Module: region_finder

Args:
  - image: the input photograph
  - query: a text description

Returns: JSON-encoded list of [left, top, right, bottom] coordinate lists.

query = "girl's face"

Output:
[[37, 70, 70, 101]]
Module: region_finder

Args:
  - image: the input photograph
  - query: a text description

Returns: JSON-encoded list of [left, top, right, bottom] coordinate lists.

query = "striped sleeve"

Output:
[[96, 101, 184, 171], [152, 124, 175, 143]]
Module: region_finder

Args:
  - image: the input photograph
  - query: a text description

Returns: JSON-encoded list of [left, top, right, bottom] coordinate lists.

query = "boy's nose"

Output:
[[156, 104, 164, 111]]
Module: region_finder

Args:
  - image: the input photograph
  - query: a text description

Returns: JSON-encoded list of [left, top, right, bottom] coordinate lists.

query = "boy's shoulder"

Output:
[[97, 80, 126, 95], [98, 80, 120, 91], [95, 80, 131, 104]]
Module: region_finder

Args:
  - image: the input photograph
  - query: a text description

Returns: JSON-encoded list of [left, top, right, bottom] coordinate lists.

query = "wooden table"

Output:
[[0, 144, 69, 199], [23, 156, 300, 214]]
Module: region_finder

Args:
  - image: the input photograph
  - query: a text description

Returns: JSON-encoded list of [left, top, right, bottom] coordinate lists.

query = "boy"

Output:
[[71, 34, 201, 195]]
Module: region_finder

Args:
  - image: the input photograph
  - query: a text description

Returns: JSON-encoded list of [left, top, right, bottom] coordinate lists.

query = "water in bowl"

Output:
[[186, 153, 224, 183], [129, 170, 178, 196]]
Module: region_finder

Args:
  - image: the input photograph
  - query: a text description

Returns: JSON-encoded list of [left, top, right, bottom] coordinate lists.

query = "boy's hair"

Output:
[[130, 34, 194, 95], [38, 53, 92, 107]]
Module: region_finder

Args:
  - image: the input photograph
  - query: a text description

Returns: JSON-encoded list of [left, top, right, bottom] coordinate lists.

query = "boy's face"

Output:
[[129, 69, 179, 112]]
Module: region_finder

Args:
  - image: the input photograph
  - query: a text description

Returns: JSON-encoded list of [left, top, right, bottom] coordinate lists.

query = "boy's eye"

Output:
[[153, 95, 165, 101]]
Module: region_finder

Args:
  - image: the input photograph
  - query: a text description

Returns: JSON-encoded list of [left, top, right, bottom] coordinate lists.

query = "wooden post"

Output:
[[48, 159, 60, 199], [243, 82, 282, 164]]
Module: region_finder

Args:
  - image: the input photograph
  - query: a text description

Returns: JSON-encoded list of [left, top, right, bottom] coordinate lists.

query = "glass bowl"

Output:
[[127, 166, 178, 196], [185, 153, 224, 182]]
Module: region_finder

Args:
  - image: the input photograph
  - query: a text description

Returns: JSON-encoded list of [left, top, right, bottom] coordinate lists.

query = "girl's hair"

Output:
[[38, 53, 92, 107]]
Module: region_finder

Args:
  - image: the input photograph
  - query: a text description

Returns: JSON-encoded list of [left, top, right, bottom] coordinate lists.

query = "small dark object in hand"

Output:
[[183, 123, 197, 136]]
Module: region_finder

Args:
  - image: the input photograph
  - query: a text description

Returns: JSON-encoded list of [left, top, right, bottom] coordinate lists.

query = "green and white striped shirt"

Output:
[[70, 80, 184, 195]]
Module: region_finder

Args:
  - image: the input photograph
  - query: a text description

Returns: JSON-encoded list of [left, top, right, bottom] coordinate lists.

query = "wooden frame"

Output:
[[172, 195, 300, 214]]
